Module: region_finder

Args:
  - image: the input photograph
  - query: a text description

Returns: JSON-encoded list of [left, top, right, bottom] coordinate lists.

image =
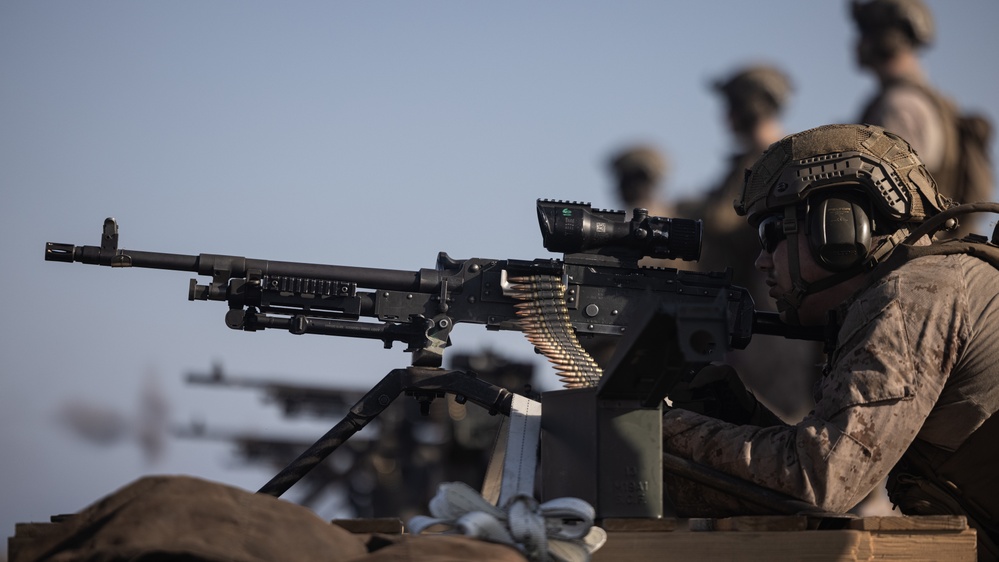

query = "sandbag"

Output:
[[10, 475, 529, 562], [11, 475, 368, 562]]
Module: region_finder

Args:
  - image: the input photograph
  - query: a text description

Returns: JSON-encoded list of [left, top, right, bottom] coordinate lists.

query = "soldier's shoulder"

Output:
[[881, 252, 968, 290], [842, 254, 961, 323]]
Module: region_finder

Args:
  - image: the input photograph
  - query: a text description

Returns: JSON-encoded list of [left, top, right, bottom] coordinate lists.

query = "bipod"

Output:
[[256, 366, 515, 498]]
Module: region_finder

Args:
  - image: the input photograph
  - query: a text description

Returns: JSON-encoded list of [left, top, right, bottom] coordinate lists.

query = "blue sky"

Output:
[[2, 1, 997, 551]]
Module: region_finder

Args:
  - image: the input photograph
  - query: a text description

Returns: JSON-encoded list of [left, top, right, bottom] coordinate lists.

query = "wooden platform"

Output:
[[321, 514, 977, 561], [596, 515, 976, 562], [11, 514, 976, 561]]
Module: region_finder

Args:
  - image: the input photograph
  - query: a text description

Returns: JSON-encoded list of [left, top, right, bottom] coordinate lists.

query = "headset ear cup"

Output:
[[807, 196, 873, 271]]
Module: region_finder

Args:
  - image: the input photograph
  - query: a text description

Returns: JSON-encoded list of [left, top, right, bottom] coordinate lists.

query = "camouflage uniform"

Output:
[[664, 250, 999, 513]]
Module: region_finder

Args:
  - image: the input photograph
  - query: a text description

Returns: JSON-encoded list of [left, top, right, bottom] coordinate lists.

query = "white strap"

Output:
[[480, 411, 510, 505], [498, 394, 541, 505], [407, 394, 607, 562], [407, 481, 606, 562]]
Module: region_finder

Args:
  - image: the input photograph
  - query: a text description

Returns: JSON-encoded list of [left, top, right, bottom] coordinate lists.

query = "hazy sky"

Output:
[[2, 1, 997, 553]]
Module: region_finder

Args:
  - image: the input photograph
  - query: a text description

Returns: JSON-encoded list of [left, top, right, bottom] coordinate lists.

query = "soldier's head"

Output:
[[850, 0, 934, 68], [608, 145, 667, 207], [735, 123, 947, 324], [713, 65, 793, 139]]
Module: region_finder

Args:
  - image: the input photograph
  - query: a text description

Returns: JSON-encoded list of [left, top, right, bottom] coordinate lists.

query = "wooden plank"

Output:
[[847, 515, 967, 532], [596, 530, 870, 561], [9, 523, 61, 562], [12, 522, 58, 539], [858, 529, 977, 561], [689, 516, 808, 532], [600, 518, 676, 532], [593, 528, 977, 562]]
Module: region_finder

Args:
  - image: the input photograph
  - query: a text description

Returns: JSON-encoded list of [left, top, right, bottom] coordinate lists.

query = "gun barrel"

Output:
[[46, 242, 199, 271], [45, 243, 437, 292]]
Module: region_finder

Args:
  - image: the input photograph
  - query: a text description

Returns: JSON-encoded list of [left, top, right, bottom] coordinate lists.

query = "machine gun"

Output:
[[45, 199, 824, 518]]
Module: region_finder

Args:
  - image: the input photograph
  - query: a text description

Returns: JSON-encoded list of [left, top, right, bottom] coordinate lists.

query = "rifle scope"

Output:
[[536, 199, 701, 261]]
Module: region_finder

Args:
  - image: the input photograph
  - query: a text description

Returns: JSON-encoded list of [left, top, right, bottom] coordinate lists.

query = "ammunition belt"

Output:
[[508, 274, 603, 388]]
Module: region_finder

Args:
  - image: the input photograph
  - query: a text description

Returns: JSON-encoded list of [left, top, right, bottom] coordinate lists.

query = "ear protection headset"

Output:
[[805, 192, 875, 272]]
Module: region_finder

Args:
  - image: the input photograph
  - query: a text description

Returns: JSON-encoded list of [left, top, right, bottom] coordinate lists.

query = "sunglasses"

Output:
[[757, 215, 786, 253]]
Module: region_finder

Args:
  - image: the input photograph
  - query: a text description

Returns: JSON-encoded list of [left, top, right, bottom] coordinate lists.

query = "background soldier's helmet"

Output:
[[714, 65, 793, 113], [608, 145, 667, 185], [851, 0, 935, 47], [735, 123, 948, 226], [713, 65, 793, 131]]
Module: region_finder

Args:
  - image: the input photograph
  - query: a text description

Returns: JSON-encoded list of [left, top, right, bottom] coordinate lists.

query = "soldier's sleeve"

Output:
[[663, 269, 967, 515]]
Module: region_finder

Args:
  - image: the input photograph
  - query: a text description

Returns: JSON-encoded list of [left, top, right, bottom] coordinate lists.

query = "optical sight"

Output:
[[536, 199, 701, 262]]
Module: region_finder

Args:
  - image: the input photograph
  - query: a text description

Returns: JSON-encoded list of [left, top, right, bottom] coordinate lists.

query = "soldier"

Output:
[[679, 65, 792, 277], [580, 145, 676, 368], [607, 144, 671, 220], [851, 0, 994, 235], [682, 64, 791, 293], [677, 65, 822, 422], [664, 124, 999, 560]]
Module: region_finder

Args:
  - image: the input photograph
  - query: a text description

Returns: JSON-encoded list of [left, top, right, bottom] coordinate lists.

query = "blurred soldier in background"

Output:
[[585, 144, 676, 368], [677, 64, 823, 422], [608, 143, 672, 220], [679, 65, 792, 285], [852, 0, 994, 236]]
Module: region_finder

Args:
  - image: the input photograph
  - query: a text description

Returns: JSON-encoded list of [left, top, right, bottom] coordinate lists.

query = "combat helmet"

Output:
[[714, 65, 793, 115], [609, 145, 667, 185], [713, 65, 793, 134], [851, 0, 935, 47], [736, 123, 946, 227], [734, 123, 949, 322]]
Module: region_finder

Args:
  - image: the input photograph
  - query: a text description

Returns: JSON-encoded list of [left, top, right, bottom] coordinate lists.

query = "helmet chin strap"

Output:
[[773, 206, 808, 325]]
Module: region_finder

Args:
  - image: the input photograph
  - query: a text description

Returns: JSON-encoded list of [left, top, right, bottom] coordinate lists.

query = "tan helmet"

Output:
[[851, 0, 935, 47], [735, 123, 947, 227], [608, 145, 667, 184], [713, 64, 793, 116], [736, 124, 949, 324]]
